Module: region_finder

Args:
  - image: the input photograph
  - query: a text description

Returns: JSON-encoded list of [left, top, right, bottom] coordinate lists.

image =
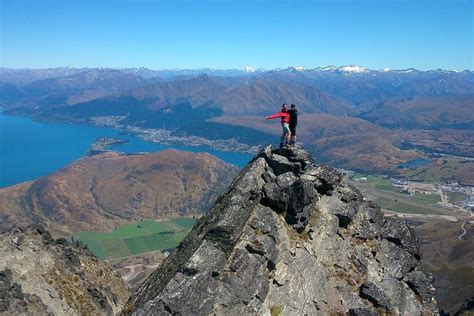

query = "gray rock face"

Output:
[[123, 145, 438, 315], [0, 224, 129, 315], [0, 268, 50, 314]]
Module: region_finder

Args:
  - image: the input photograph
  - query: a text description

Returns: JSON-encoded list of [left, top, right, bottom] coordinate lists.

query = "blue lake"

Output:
[[0, 114, 253, 188]]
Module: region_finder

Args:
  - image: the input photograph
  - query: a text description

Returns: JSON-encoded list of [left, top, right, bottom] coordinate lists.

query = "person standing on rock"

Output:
[[288, 104, 298, 145], [266, 103, 291, 147]]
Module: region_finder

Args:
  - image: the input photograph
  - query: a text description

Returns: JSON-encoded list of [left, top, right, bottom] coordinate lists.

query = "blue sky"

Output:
[[1, 0, 472, 70]]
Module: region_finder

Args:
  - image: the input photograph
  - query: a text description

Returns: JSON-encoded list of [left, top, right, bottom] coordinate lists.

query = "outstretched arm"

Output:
[[266, 112, 283, 120]]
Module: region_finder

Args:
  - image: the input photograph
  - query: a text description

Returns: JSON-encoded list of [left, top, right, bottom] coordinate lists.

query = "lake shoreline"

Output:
[[4, 111, 261, 154], [0, 113, 253, 188]]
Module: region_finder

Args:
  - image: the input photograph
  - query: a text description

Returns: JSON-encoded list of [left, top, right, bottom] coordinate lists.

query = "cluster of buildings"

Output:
[[461, 197, 474, 210], [89, 115, 127, 127], [127, 125, 259, 154], [439, 183, 474, 195], [391, 178, 474, 211], [348, 170, 473, 212], [89, 115, 260, 154]]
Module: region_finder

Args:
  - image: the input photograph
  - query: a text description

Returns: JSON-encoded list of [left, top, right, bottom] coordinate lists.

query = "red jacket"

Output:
[[266, 111, 290, 124]]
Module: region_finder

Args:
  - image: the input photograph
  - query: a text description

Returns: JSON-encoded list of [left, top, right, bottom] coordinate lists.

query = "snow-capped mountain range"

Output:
[[1, 64, 471, 86]]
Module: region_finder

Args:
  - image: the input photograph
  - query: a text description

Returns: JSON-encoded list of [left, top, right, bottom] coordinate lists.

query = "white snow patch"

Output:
[[244, 66, 255, 73], [340, 65, 367, 73], [396, 68, 416, 73], [314, 65, 338, 71]]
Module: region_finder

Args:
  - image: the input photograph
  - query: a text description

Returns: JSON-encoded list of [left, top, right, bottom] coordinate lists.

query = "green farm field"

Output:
[[373, 196, 445, 215], [349, 175, 451, 216], [412, 192, 442, 204], [366, 175, 395, 191], [447, 192, 467, 204], [75, 218, 196, 259]]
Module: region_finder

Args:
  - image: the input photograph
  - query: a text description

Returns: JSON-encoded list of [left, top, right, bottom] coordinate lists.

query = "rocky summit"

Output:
[[123, 145, 438, 315]]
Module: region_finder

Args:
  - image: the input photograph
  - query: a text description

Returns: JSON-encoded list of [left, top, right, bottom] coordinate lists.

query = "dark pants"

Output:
[[289, 124, 297, 136]]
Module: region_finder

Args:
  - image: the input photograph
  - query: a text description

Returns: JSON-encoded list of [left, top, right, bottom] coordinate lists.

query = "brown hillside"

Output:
[[122, 77, 353, 115], [414, 219, 474, 314], [398, 128, 474, 158], [365, 96, 474, 129], [211, 114, 423, 172], [0, 150, 238, 235], [400, 156, 474, 186], [127, 75, 226, 110], [214, 80, 353, 116]]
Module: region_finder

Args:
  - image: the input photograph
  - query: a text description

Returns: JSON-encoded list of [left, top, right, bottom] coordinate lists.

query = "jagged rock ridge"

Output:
[[123, 146, 438, 315]]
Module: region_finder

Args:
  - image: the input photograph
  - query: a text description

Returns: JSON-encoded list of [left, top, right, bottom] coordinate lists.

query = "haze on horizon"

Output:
[[1, 0, 473, 71]]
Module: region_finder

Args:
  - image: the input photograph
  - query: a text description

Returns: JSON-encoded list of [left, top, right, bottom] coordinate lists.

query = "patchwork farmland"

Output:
[[75, 218, 196, 259]]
